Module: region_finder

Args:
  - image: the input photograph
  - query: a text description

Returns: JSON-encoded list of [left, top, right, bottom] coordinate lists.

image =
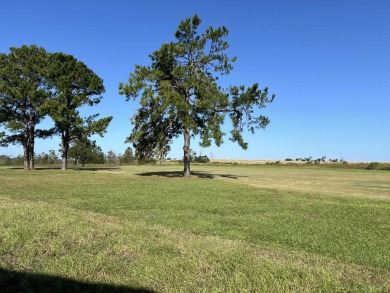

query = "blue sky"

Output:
[[1, 0, 389, 162]]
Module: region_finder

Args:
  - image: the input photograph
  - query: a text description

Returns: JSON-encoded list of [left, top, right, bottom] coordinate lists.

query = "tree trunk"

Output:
[[62, 154, 68, 170], [61, 132, 69, 171], [23, 143, 29, 170], [23, 122, 30, 170], [183, 127, 191, 177], [28, 124, 35, 170], [29, 148, 34, 170]]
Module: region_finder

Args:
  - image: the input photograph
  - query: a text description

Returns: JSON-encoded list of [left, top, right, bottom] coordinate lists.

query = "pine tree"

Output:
[[119, 15, 275, 177], [0, 45, 52, 170]]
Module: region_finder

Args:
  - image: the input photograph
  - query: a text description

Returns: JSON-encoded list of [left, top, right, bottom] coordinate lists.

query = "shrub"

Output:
[[366, 162, 380, 170]]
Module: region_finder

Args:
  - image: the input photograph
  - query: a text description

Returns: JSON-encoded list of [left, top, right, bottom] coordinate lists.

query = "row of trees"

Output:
[[285, 156, 347, 163], [0, 45, 112, 170], [0, 147, 137, 167]]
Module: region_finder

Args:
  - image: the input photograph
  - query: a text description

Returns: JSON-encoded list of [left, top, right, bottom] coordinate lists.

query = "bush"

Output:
[[366, 162, 380, 170]]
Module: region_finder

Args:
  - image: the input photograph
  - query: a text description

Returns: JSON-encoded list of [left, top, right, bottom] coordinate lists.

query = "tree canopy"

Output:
[[119, 15, 275, 177]]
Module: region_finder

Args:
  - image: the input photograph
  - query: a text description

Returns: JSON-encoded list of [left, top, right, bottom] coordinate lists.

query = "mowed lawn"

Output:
[[0, 164, 389, 292]]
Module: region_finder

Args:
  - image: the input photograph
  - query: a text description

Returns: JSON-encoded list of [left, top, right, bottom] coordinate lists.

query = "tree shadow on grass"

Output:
[[6, 167, 121, 171], [6, 167, 64, 171], [136, 171, 242, 179], [73, 167, 120, 172], [0, 267, 156, 293]]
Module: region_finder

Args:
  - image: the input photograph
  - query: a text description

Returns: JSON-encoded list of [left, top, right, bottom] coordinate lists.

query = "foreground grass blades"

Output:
[[0, 165, 389, 292]]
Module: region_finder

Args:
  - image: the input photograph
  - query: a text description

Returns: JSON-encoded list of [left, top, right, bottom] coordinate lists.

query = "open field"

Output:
[[0, 164, 389, 292]]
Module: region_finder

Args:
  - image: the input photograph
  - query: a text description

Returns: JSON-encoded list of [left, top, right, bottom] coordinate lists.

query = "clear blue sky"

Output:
[[1, 0, 389, 162]]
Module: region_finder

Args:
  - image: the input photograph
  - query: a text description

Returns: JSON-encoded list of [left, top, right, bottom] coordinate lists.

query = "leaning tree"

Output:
[[119, 15, 275, 177]]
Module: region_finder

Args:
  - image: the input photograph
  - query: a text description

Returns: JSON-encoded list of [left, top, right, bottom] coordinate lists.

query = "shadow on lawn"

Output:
[[8, 167, 64, 171], [0, 267, 156, 293], [7, 167, 120, 171], [73, 167, 120, 172], [136, 170, 241, 179]]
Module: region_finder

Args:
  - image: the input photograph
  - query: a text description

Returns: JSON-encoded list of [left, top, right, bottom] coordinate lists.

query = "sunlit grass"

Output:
[[0, 165, 389, 292]]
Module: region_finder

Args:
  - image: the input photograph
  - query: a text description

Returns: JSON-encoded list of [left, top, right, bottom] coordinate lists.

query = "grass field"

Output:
[[0, 164, 389, 292]]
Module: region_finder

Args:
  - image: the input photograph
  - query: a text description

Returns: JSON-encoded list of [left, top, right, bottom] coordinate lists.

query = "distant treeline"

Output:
[[280, 159, 389, 170], [208, 159, 390, 170], [0, 147, 212, 167], [0, 147, 137, 167], [284, 156, 346, 163]]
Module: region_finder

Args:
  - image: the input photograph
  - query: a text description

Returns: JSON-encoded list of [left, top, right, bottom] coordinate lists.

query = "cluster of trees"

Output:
[[192, 155, 210, 163], [0, 155, 24, 166], [189, 150, 210, 163], [1, 151, 62, 166], [1, 15, 274, 177], [105, 148, 137, 165], [285, 156, 347, 163], [68, 139, 105, 166], [0, 45, 112, 170], [288, 156, 327, 163], [0, 146, 137, 167]]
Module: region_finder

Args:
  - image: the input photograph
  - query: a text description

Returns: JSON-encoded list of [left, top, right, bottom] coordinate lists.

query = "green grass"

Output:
[[0, 165, 389, 292]]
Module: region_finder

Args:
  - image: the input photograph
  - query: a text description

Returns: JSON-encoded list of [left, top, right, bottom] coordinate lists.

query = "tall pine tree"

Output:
[[44, 53, 112, 170], [119, 15, 274, 177], [0, 45, 52, 170]]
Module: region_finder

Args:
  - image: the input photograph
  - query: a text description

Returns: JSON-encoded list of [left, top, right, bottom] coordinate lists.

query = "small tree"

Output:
[[120, 147, 136, 164], [90, 146, 105, 164], [119, 15, 274, 177], [49, 150, 59, 165], [69, 137, 104, 167], [106, 150, 117, 164]]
